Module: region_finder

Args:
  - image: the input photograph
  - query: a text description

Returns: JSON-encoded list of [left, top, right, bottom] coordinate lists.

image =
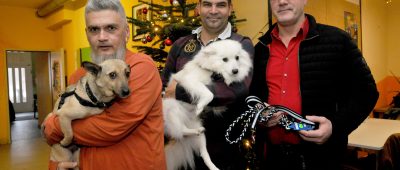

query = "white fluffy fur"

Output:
[[163, 39, 252, 170]]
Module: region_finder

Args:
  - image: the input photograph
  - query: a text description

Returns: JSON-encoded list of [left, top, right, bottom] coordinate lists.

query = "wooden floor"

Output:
[[0, 119, 50, 170]]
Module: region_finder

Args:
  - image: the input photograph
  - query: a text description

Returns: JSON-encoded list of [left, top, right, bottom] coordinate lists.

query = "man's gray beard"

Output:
[[91, 47, 126, 64]]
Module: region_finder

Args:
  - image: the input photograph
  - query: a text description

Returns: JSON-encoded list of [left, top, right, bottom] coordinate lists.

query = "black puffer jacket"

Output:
[[251, 14, 379, 169]]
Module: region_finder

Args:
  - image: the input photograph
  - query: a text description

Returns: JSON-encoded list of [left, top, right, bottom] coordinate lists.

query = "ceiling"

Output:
[[0, 0, 51, 9]]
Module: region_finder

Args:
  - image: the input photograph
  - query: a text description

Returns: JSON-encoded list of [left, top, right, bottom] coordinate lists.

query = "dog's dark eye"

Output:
[[223, 58, 228, 62], [109, 72, 117, 79], [125, 71, 130, 78], [235, 56, 239, 60]]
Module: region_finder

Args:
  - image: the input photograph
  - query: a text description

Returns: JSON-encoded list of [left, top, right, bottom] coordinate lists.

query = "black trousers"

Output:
[[263, 144, 307, 170], [258, 143, 344, 170]]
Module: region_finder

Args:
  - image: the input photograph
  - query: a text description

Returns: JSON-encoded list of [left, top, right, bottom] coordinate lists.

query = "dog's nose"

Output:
[[121, 89, 130, 97], [232, 69, 238, 74]]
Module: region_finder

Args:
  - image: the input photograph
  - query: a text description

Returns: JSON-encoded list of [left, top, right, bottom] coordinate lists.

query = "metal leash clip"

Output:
[[272, 105, 318, 131]]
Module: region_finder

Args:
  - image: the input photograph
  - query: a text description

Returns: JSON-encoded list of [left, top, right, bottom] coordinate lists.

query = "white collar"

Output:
[[192, 22, 232, 46]]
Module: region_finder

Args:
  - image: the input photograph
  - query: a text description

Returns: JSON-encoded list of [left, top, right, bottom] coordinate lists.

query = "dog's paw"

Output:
[[60, 139, 71, 147], [196, 127, 205, 135], [195, 108, 204, 116]]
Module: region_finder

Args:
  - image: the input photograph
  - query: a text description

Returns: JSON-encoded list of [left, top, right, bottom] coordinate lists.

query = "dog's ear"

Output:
[[201, 47, 217, 57], [81, 61, 102, 76]]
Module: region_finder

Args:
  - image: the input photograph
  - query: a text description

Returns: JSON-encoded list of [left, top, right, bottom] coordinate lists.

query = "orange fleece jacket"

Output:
[[44, 51, 166, 170]]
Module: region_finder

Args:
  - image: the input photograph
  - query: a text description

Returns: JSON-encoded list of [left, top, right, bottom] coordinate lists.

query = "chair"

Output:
[[379, 133, 400, 170], [382, 107, 400, 120]]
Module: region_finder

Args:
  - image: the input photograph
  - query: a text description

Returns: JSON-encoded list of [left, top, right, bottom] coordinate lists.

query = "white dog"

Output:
[[163, 39, 252, 170]]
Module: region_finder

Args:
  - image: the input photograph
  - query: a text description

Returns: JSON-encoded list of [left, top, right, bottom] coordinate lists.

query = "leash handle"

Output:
[[225, 96, 317, 144]]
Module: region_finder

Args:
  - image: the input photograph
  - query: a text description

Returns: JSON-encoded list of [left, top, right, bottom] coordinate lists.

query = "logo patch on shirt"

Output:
[[184, 39, 196, 53]]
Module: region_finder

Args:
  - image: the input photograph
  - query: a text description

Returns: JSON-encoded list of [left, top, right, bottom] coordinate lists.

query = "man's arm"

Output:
[[44, 56, 162, 146], [327, 31, 379, 140], [161, 40, 180, 89]]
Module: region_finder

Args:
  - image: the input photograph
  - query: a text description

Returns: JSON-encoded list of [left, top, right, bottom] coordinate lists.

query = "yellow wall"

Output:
[[361, 0, 387, 81], [233, 0, 269, 44], [1, 0, 398, 143], [0, 0, 182, 144], [362, 0, 400, 108], [0, 6, 58, 144], [306, 0, 362, 48], [387, 1, 400, 76]]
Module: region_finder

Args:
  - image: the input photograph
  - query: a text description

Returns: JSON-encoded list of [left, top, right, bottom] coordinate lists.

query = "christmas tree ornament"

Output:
[[169, 0, 173, 4], [153, 25, 162, 33], [146, 35, 153, 42], [164, 38, 173, 46], [161, 13, 169, 19], [141, 38, 147, 44], [172, 0, 180, 6], [142, 7, 148, 14]]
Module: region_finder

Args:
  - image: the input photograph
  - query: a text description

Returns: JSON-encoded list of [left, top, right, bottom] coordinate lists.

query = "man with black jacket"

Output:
[[250, 0, 378, 169]]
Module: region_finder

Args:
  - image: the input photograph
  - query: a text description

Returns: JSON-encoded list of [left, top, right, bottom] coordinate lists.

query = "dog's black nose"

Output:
[[232, 69, 238, 74], [121, 89, 130, 97]]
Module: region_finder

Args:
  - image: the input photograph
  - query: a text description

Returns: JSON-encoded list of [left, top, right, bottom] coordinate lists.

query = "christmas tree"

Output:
[[127, 0, 243, 71]]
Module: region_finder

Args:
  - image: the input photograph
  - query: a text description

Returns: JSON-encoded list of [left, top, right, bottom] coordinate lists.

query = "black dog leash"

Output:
[[225, 96, 317, 144]]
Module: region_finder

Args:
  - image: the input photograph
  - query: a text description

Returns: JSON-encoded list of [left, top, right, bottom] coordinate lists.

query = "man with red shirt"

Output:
[[250, 0, 378, 169]]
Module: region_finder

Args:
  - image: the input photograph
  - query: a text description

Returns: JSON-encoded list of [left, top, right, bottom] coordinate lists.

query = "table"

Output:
[[348, 118, 400, 150], [348, 118, 400, 169]]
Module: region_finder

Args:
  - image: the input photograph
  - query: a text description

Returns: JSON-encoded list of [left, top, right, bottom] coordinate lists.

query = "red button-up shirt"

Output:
[[266, 18, 309, 144]]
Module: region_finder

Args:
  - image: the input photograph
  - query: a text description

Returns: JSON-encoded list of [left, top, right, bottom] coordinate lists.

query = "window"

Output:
[[8, 68, 14, 103], [8, 67, 28, 104]]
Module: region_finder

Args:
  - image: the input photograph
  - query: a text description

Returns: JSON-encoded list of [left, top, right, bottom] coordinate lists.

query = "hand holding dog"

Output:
[[57, 162, 77, 170], [299, 115, 332, 145], [164, 80, 177, 98]]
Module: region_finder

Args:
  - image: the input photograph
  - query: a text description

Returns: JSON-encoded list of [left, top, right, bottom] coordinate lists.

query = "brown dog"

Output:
[[42, 59, 131, 170]]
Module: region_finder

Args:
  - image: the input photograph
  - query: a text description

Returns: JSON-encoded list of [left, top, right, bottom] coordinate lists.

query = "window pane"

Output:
[[21, 68, 27, 103], [15, 68, 20, 103], [8, 68, 14, 103]]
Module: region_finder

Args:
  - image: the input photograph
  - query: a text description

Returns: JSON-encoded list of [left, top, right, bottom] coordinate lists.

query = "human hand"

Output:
[[42, 113, 59, 145], [57, 161, 77, 170], [264, 111, 284, 127], [164, 80, 177, 98], [298, 115, 332, 144]]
